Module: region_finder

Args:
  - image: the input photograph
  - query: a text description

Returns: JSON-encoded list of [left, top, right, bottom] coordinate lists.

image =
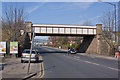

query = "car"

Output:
[[68, 48, 76, 54], [21, 49, 39, 63]]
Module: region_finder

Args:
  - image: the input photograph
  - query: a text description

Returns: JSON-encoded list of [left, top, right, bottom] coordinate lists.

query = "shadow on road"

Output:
[[0, 64, 5, 71], [39, 51, 67, 54], [22, 60, 43, 63]]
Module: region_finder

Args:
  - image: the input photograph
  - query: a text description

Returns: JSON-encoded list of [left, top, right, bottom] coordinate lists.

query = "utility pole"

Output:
[[99, 1, 117, 44], [27, 32, 35, 74]]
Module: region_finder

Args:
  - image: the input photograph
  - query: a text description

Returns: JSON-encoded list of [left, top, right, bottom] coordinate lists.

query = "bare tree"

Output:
[[2, 6, 26, 41], [100, 10, 114, 32]]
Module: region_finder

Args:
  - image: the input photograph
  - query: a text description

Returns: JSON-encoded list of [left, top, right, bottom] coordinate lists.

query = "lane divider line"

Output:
[[62, 54, 120, 71]]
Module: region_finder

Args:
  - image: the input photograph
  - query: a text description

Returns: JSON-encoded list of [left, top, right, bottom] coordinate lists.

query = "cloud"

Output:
[[27, 6, 39, 14], [46, 2, 94, 14], [75, 15, 101, 25], [27, 2, 45, 14], [72, 2, 94, 10]]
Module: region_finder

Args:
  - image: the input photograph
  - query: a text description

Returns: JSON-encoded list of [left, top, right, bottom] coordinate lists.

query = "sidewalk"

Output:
[[77, 53, 118, 60], [2, 56, 42, 79]]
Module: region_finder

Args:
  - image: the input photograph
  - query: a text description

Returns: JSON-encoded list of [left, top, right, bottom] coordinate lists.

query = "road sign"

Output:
[[20, 30, 24, 36]]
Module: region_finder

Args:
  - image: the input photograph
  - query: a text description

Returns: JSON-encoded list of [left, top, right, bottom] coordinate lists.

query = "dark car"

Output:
[[68, 48, 76, 54]]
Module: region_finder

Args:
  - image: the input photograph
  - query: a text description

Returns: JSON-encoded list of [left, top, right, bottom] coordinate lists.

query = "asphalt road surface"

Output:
[[34, 46, 119, 78]]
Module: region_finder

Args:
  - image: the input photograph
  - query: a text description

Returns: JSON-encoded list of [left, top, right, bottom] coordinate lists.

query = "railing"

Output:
[[32, 26, 96, 35]]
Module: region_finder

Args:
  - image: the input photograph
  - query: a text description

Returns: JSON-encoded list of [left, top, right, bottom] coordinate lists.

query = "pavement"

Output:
[[1, 56, 42, 79], [77, 53, 118, 61]]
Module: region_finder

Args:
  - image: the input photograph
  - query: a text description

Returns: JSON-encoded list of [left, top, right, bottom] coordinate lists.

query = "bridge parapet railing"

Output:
[[32, 25, 97, 35]]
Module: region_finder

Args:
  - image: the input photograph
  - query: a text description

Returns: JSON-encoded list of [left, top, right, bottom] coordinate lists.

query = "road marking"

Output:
[[107, 67, 120, 71], [84, 60, 119, 71], [73, 58, 80, 60], [40, 57, 45, 78], [63, 54, 120, 71], [90, 56, 95, 58], [37, 56, 42, 78], [84, 61, 92, 64], [74, 56, 80, 58], [92, 63, 100, 66]]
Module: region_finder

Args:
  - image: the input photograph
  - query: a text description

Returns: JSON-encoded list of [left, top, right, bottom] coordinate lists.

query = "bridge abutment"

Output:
[[25, 22, 32, 41], [24, 22, 32, 49], [85, 24, 114, 56]]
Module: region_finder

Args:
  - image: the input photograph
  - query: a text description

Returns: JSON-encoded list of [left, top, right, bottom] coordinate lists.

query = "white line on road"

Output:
[[107, 67, 119, 71], [84, 61, 92, 64], [63, 54, 119, 71], [74, 56, 80, 58], [84, 61, 100, 65]]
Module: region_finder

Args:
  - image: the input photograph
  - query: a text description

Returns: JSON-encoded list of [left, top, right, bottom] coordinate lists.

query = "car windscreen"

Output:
[[23, 51, 35, 54], [70, 49, 75, 51]]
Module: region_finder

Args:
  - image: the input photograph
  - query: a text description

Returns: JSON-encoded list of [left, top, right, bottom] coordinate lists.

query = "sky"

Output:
[[2, 1, 119, 40]]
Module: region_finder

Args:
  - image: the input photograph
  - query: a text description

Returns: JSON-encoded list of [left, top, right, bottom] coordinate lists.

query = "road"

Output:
[[34, 46, 119, 78]]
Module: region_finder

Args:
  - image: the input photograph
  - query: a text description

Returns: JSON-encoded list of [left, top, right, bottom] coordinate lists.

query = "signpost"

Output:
[[27, 32, 35, 74]]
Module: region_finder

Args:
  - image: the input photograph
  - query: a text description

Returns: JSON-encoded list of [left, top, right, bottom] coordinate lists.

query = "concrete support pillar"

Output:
[[25, 22, 32, 41], [96, 24, 102, 54]]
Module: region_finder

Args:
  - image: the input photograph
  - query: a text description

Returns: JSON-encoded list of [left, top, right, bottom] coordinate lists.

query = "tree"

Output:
[[2, 6, 26, 41], [100, 10, 114, 32], [1, 5, 27, 56]]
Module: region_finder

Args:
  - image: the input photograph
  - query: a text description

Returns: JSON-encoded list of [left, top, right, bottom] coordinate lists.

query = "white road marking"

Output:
[[107, 67, 119, 71], [73, 58, 80, 60], [90, 56, 95, 58], [92, 63, 100, 66], [62, 54, 119, 71], [74, 56, 80, 58], [84, 61, 92, 64]]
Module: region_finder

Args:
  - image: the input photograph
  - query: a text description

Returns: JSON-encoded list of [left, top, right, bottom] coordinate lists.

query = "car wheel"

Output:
[[21, 60, 24, 63], [35, 60, 38, 63], [35, 58, 38, 63]]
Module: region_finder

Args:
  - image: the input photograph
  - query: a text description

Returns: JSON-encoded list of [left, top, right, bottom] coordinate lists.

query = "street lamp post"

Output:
[[106, 2, 117, 43], [101, 2, 117, 44]]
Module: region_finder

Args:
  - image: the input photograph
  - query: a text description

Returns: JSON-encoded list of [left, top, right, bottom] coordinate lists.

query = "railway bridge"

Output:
[[25, 22, 114, 55]]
